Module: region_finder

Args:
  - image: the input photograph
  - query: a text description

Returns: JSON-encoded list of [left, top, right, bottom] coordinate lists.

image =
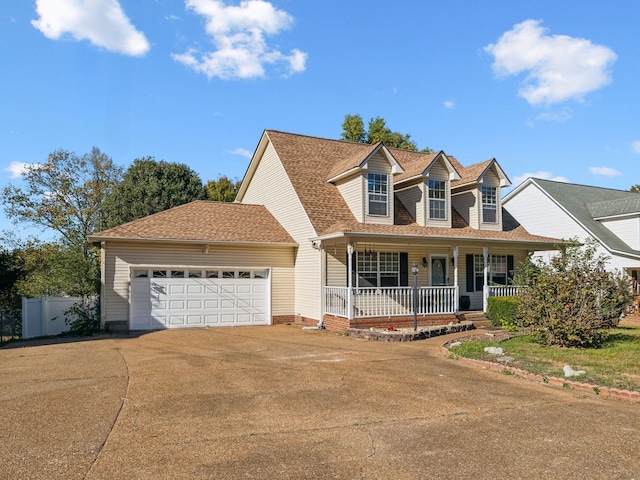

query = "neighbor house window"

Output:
[[356, 252, 399, 287], [367, 173, 388, 216], [428, 179, 447, 220], [481, 186, 497, 223]]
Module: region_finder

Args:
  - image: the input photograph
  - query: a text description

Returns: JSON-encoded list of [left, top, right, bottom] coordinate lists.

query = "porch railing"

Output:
[[324, 286, 458, 319], [487, 285, 522, 297]]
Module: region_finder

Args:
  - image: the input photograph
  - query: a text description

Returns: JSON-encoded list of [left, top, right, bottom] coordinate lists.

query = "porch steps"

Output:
[[458, 312, 491, 327], [104, 321, 129, 334]]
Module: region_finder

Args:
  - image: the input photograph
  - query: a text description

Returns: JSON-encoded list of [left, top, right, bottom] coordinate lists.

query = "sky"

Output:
[[1, 0, 640, 241]]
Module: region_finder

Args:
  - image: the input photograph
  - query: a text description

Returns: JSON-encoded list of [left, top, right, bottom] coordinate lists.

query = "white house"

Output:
[[503, 178, 640, 292]]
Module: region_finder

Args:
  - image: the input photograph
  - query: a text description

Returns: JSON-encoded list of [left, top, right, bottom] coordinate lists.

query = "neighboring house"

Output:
[[89, 130, 560, 332], [503, 178, 640, 293]]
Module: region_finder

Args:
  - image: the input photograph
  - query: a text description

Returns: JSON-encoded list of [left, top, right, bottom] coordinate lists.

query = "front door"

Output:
[[431, 256, 447, 286]]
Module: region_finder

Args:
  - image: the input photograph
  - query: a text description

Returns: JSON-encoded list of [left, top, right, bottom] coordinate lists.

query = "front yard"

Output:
[[448, 325, 640, 392]]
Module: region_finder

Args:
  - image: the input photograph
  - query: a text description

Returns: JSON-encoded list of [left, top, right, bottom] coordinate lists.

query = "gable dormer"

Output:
[[394, 151, 461, 227], [328, 143, 403, 225], [451, 158, 511, 231]]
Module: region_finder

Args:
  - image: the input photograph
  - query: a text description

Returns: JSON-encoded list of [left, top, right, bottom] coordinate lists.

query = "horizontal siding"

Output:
[[103, 241, 295, 324], [336, 174, 364, 222], [396, 184, 422, 224], [601, 217, 640, 250], [241, 141, 321, 320], [452, 190, 477, 228]]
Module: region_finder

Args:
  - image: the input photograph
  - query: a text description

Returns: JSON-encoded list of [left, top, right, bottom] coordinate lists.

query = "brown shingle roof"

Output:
[[89, 200, 296, 245], [391, 149, 439, 183], [265, 130, 361, 234], [451, 158, 494, 187]]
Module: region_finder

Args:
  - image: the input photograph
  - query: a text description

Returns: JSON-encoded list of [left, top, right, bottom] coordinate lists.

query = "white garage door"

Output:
[[130, 268, 270, 330]]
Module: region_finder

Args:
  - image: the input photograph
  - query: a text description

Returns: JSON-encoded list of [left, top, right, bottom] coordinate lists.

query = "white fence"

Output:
[[22, 297, 83, 339]]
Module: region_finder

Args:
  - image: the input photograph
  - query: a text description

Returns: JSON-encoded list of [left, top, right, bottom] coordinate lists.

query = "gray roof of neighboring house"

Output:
[[524, 178, 640, 257]]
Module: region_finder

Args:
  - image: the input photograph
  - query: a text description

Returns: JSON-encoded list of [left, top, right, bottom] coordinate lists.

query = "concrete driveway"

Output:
[[1, 325, 639, 479]]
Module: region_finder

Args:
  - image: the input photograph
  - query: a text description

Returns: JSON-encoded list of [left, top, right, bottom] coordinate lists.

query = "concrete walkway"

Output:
[[1, 325, 639, 479]]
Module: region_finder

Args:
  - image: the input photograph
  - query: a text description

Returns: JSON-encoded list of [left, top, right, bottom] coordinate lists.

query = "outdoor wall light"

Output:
[[422, 257, 428, 267]]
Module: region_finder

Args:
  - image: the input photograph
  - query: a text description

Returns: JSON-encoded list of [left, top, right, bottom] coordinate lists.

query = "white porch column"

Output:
[[453, 246, 459, 314], [483, 247, 489, 313], [347, 242, 355, 321]]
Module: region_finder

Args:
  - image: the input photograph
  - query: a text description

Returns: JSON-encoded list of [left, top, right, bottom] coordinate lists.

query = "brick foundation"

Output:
[[273, 315, 321, 327], [322, 314, 459, 333]]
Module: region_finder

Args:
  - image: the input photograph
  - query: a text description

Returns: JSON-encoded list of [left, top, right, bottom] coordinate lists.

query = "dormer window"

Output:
[[367, 173, 388, 216], [481, 185, 497, 223], [428, 179, 447, 220]]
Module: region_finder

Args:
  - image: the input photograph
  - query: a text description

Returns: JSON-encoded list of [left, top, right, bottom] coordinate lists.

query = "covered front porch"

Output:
[[316, 234, 535, 330]]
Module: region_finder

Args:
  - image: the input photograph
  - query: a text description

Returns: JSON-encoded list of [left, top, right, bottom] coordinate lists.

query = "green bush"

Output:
[[514, 240, 634, 348], [486, 296, 519, 330], [64, 297, 100, 336]]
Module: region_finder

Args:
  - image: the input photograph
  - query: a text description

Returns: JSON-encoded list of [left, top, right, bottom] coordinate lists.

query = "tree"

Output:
[[103, 157, 206, 228], [0, 247, 20, 312], [514, 240, 633, 348], [205, 175, 242, 202], [340, 114, 433, 153], [2, 148, 122, 254], [630, 185, 640, 193]]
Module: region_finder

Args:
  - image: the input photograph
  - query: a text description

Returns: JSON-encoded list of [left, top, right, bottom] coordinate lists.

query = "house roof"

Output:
[[505, 178, 640, 257], [449, 157, 511, 188], [88, 200, 297, 246], [253, 130, 558, 247]]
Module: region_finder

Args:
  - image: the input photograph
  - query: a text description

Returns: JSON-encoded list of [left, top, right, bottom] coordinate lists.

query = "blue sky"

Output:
[[1, 0, 640, 240]]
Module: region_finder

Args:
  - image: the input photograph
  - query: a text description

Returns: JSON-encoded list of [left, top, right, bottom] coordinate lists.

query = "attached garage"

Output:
[[130, 268, 270, 330], [88, 201, 297, 332]]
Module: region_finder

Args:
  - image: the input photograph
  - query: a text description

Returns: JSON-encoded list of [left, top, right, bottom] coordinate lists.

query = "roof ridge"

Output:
[[534, 177, 639, 195]]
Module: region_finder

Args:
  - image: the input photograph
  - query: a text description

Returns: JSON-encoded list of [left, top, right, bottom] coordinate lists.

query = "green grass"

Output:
[[449, 325, 640, 392]]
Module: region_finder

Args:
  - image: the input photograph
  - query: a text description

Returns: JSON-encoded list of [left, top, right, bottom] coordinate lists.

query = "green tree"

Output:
[[514, 240, 633, 348], [104, 157, 206, 228], [205, 175, 242, 202], [1, 148, 122, 254], [7, 241, 99, 298], [340, 114, 433, 153], [0, 247, 20, 312]]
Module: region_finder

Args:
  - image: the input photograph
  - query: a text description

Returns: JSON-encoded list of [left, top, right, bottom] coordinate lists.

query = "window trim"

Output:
[[481, 185, 498, 224], [367, 173, 389, 217], [427, 179, 447, 220]]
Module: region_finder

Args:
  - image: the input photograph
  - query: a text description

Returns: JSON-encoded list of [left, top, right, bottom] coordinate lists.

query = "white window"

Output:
[[357, 252, 399, 287], [367, 173, 388, 216], [428, 179, 447, 220], [473, 254, 509, 288], [481, 186, 497, 223]]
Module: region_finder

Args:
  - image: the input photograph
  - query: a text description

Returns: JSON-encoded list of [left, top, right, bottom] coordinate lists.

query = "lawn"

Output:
[[448, 325, 640, 392]]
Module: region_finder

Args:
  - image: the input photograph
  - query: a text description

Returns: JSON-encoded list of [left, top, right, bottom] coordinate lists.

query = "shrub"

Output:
[[514, 240, 633, 348], [486, 296, 519, 330], [64, 297, 100, 336]]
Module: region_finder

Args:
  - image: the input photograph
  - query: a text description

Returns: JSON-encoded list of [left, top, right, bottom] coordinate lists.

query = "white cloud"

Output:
[[172, 0, 307, 79], [485, 19, 616, 106], [31, 0, 150, 56], [632, 141, 640, 154], [512, 171, 569, 187], [4, 161, 38, 178], [443, 100, 455, 109], [229, 148, 252, 158], [589, 166, 621, 177]]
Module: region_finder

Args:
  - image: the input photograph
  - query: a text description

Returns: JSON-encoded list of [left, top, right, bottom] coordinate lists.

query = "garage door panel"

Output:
[[131, 274, 269, 330]]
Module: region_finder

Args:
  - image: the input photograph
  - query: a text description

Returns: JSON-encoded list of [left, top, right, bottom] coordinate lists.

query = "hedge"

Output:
[[486, 296, 519, 330]]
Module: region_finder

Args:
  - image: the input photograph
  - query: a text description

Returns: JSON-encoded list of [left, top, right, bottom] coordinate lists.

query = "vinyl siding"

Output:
[[336, 174, 364, 222], [505, 183, 640, 271], [241, 141, 322, 320], [364, 152, 394, 225], [395, 184, 422, 224], [424, 160, 452, 228], [600, 217, 640, 250], [102, 241, 295, 324], [452, 190, 478, 228]]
